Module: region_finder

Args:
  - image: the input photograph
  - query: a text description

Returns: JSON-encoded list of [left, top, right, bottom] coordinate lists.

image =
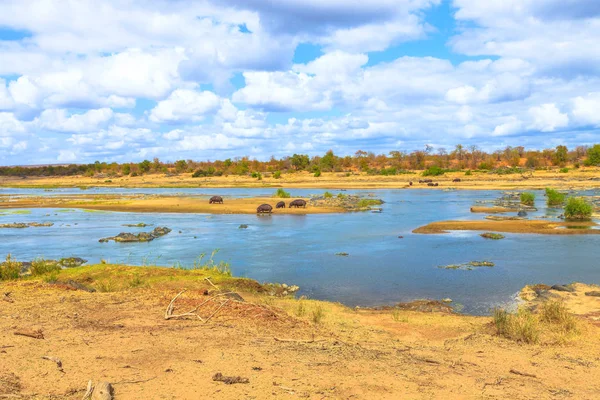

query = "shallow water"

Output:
[[1, 188, 599, 315]]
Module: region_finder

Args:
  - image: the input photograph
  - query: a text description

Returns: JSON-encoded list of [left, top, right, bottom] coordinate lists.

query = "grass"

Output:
[[273, 171, 281, 179], [493, 301, 579, 344], [311, 305, 324, 324], [274, 188, 291, 198], [0, 254, 21, 281], [564, 197, 593, 220], [520, 192, 535, 206], [559, 167, 569, 173], [295, 301, 306, 317], [357, 199, 384, 208], [30, 258, 61, 276], [391, 309, 409, 323], [545, 188, 566, 206]]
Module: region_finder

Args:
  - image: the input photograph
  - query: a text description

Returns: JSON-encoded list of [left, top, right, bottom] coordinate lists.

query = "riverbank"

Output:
[[413, 219, 600, 235], [3, 168, 600, 190], [0, 195, 346, 215], [1, 264, 600, 399]]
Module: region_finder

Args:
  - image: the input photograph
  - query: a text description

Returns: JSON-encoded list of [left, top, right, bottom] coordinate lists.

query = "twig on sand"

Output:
[[2, 292, 14, 303], [510, 369, 537, 378], [204, 299, 230, 323], [204, 277, 219, 290], [113, 376, 156, 385], [41, 356, 64, 373], [164, 290, 204, 321], [213, 372, 249, 385], [81, 381, 93, 400], [14, 329, 44, 340], [273, 337, 327, 344]]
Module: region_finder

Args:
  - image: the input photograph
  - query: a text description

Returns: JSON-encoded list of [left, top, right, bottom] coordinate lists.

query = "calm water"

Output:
[[1, 187, 599, 315]]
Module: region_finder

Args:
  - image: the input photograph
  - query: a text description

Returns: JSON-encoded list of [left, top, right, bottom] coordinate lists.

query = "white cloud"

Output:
[[57, 150, 77, 162], [149, 89, 221, 123], [572, 93, 600, 126], [528, 103, 569, 132], [36, 108, 114, 133]]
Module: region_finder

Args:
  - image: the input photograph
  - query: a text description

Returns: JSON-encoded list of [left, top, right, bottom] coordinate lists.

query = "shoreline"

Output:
[[413, 219, 600, 235]]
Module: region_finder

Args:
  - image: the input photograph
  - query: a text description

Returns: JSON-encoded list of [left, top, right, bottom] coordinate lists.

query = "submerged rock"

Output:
[[122, 223, 151, 227], [100, 227, 172, 243], [0, 222, 54, 229], [239, 224, 249, 229], [439, 261, 495, 270], [480, 232, 505, 240]]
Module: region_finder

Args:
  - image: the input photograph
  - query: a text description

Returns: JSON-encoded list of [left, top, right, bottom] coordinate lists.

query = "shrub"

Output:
[[465, 170, 472, 176], [324, 191, 333, 198], [30, 258, 61, 276], [314, 169, 321, 177], [559, 167, 569, 173], [564, 197, 593, 220], [493, 307, 540, 344], [422, 166, 444, 176], [311, 305, 324, 324], [251, 171, 262, 180], [520, 192, 535, 206], [540, 301, 578, 334], [274, 188, 291, 198], [273, 171, 281, 179], [545, 188, 566, 206], [0, 254, 21, 281], [357, 199, 383, 208]]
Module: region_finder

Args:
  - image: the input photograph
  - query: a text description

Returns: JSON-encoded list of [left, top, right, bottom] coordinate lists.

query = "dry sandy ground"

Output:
[[413, 219, 600, 235], [0, 195, 343, 215], [2, 267, 600, 399], [3, 169, 600, 190]]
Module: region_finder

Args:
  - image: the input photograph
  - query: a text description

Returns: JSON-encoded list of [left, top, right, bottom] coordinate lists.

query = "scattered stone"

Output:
[[551, 284, 576, 293], [122, 223, 150, 227], [57, 257, 87, 268], [0, 222, 54, 228], [585, 291, 600, 297]]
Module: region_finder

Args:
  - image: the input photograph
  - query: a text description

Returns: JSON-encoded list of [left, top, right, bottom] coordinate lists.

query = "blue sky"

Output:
[[1, 0, 600, 165]]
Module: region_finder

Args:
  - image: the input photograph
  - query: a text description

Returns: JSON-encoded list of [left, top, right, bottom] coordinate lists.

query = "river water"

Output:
[[1, 187, 599, 315]]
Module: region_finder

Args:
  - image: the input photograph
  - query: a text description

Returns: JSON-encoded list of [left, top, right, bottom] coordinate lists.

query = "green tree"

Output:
[[290, 154, 310, 170], [553, 145, 568, 166], [138, 160, 151, 174], [587, 144, 600, 166], [174, 160, 188, 173]]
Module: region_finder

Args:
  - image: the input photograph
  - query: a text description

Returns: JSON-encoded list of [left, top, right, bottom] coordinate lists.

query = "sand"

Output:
[[3, 168, 600, 190], [1, 265, 600, 399], [0, 195, 345, 215], [413, 219, 600, 235]]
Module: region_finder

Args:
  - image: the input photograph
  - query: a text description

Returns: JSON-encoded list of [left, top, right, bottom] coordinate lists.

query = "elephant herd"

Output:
[[208, 196, 306, 214]]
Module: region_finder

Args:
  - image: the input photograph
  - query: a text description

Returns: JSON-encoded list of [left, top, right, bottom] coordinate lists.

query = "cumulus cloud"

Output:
[[572, 93, 600, 126], [528, 103, 569, 132], [149, 90, 221, 123], [36, 108, 114, 133]]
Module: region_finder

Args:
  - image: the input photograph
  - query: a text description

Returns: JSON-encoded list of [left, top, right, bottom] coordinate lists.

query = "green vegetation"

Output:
[[491, 167, 523, 175], [494, 301, 578, 344], [30, 258, 61, 276], [564, 197, 593, 220], [422, 166, 445, 176], [545, 188, 566, 206], [520, 192, 535, 206], [0, 254, 21, 281], [324, 191, 333, 198], [465, 170, 472, 176], [273, 171, 282, 179], [274, 188, 291, 198], [313, 168, 321, 177], [191, 250, 232, 276], [311, 305, 324, 324], [586, 144, 600, 166], [559, 167, 569, 173], [357, 199, 384, 208], [480, 233, 505, 240]]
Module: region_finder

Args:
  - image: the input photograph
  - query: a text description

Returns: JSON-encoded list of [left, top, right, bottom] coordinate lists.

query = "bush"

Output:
[[564, 197, 593, 220], [273, 171, 281, 179], [274, 188, 291, 198], [30, 258, 61, 276], [545, 188, 566, 206], [357, 199, 383, 208], [324, 191, 333, 198], [422, 166, 444, 176], [540, 301, 578, 334], [559, 167, 569, 173], [314, 169, 321, 177], [0, 254, 21, 281], [251, 171, 262, 180], [493, 307, 540, 344], [520, 192, 535, 206], [311, 305, 324, 324], [465, 170, 472, 176]]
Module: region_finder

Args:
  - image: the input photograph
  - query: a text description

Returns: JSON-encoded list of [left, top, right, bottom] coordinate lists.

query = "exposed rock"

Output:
[[517, 210, 528, 217], [480, 232, 505, 240], [100, 227, 171, 243], [122, 223, 151, 227], [0, 222, 54, 228], [551, 284, 576, 293], [239, 224, 249, 229], [57, 257, 87, 268], [585, 291, 600, 297]]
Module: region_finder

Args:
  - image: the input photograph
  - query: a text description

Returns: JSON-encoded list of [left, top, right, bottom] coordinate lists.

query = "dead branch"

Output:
[[274, 337, 327, 344], [204, 299, 230, 323], [82, 381, 93, 400], [164, 290, 204, 321], [41, 356, 64, 373], [509, 369, 537, 378], [2, 292, 14, 303], [14, 329, 44, 339], [112, 376, 156, 385], [204, 277, 219, 289]]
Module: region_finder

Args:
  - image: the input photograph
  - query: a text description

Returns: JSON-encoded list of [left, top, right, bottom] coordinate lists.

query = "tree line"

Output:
[[2, 144, 600, 177]]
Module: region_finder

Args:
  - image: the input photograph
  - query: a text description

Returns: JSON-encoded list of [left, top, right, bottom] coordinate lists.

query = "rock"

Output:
[[91, 381, 114, 400], [585, 291, 600, 297], [551, 284, 576, 293], [517, 210, 528, 217], [442, 298, 453, 303], [100, 227, 171, 243], [335, 252, 349, 256], [239, 224, 249, 229], [152, 227, 172, 237], [223, 292, 245, 302], [480, 233, 505, 240], [282, 283, 288, 289], [57, 257, 87, 268]]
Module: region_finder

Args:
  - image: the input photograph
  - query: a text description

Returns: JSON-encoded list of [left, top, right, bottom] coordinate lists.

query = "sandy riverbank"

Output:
[[1, 264, 600, 399], [3, 169, 600, 190], [0, 195, 346, 215], [413, 219, 600, 235]]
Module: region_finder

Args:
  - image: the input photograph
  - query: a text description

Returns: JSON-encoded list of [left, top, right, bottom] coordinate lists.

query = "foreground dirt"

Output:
[[0, 195, 344, 215], [413, 219, 600, 235], [2, 266, 600, 399], [3, 169, 600, 190]]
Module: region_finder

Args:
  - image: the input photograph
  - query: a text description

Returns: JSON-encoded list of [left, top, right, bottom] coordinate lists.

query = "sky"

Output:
[[1, 0, 600, 165]]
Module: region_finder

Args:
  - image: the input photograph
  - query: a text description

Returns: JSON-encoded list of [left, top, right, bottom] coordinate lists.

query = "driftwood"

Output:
[[82, 381, 114, 400], [41, 356, 64, 373], [14, 329, 44, 339], [164, 290, 203, 321], [212, 372, 249, 385], [2, 292, 13, 303], [509, 369, 538, 378]]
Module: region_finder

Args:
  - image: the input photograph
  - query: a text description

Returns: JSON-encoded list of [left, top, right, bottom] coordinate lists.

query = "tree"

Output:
[[587, 144, 600, 166], [174, 160, 188, 173], [320, 150, 337, 171], [138, 160, 151, 174], [553, 145, 568, 166], [290, 154, 310, 170]]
